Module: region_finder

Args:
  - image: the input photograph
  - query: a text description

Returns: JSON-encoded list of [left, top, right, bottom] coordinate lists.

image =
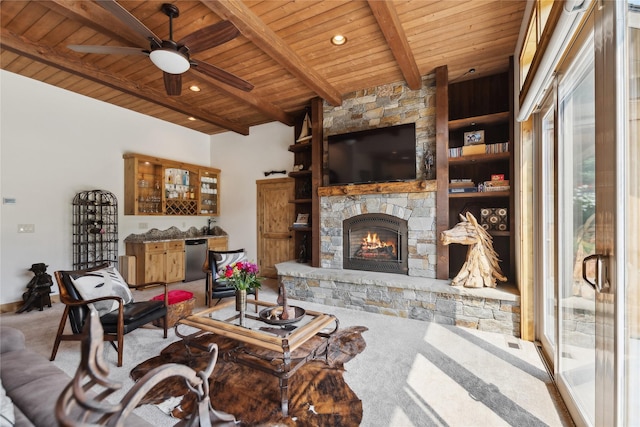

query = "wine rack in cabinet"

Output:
[[123, 153, 220, 216]]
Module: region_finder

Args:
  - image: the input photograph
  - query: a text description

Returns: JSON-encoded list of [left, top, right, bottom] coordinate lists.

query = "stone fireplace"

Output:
[[343, 213, 408, 274], [319, 183, 437, 278], [276, 76, 521, 337]]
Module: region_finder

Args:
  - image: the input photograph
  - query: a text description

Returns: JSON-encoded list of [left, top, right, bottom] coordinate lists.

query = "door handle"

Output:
[[582, 254, 610, 293]]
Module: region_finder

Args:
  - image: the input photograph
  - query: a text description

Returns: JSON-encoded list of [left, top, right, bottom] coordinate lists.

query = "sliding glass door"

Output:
[[536, 93, 556, 367], [556, 29, 597, 425], [534, 1, 639, 425], [623, 2, 639, 424]]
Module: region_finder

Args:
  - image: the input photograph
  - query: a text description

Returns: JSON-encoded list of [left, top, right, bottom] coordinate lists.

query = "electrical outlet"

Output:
[[17, 224, 35, 233], [138, 222, 148, 229]]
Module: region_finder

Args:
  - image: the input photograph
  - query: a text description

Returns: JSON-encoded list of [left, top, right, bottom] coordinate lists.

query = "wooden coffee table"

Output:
[[176, 299, 339, 416]]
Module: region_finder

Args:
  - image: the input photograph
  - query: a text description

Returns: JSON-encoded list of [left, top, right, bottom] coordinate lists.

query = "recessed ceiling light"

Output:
[[331, 34, 347, 46], [189, 85, 201, 92], [188, 117, 196, 121]]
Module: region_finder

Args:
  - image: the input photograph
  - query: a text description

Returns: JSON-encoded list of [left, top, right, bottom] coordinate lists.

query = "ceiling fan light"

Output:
[[149, 49, 190, 74]]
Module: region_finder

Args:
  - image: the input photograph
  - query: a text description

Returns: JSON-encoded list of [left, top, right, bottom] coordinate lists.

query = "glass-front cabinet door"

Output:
[[199, 168, 220, 215], [123, 153, 221, 216]]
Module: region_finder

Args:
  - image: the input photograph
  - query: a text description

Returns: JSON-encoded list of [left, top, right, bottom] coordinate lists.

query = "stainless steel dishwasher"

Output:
[[184, 239, 207, 282]]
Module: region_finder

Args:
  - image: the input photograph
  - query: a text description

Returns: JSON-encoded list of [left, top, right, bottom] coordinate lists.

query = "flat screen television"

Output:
[[327, 123, 416, 185]]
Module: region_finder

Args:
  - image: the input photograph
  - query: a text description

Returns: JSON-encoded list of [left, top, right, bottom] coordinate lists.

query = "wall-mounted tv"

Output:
[[327, 123, 416, 186]]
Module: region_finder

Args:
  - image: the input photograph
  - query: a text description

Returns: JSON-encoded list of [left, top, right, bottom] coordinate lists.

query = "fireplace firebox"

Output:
[[343, 214, 408, 274]]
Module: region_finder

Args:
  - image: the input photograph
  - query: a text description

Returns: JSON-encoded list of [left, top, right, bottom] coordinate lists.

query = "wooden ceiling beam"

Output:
[[194, 72, 295, 126], [44, 0, 150, 48], [0, 27, 249, 135], [367, 0, 422, 91], [201, 0, 343, 106], [41, 1, 295, 128]]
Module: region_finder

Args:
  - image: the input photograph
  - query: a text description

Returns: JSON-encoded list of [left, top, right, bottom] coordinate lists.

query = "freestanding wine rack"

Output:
[[72, 190, 118, 270]]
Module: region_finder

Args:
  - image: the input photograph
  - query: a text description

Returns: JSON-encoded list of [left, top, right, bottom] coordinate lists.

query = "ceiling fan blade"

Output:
[[97, 0, 161, 47], [191, 60, 254, 92], [178, 21, 239, 54], [67, 45, 148, 55], [163, 72, 182, 96]]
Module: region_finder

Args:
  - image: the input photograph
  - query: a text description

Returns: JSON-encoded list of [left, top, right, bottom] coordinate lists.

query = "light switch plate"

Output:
[[17, 224, 35, 233]]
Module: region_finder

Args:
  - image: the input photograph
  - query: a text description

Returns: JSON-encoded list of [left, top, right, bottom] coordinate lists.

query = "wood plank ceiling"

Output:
[[1, 0, 526, 135]]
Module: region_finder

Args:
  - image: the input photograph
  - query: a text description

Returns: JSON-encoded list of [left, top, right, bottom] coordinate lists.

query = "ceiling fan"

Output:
[[68, 1, 253, 96]]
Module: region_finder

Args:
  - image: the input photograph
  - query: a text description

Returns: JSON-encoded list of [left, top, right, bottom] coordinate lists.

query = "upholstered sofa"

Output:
[[0, 326, 155, 426], [0, 326, 71, 426]]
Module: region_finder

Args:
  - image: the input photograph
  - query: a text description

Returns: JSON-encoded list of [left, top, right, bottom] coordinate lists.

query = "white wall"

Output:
[[0, 71, 213, 304], [209, 121, 294, 262]]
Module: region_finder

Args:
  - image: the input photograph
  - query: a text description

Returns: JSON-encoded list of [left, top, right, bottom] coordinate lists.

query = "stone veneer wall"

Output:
[[320, 74, 438, 276], [323, 74, 436, 180], [320, 191, 437, 277]]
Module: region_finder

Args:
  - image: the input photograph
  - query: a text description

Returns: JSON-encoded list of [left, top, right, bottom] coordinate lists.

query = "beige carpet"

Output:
[[1, 278, 574, 426]]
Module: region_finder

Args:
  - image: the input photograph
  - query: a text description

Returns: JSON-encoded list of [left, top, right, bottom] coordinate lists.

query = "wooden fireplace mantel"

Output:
[[317, 180, 436, 197]]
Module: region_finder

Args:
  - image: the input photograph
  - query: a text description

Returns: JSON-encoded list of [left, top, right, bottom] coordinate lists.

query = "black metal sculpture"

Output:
[[297, 234, 308, 263], [16, 263, 53, 313]]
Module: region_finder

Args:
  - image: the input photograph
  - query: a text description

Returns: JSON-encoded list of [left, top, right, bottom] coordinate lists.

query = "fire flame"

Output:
[[361, 232, 395, 252]]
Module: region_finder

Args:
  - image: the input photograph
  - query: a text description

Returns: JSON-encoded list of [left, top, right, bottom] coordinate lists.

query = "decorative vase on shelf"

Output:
[[235, 289, 247, 326]]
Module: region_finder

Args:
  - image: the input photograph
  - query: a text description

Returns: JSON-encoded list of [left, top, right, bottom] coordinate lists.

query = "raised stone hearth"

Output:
[[277, 261, 521, 337]]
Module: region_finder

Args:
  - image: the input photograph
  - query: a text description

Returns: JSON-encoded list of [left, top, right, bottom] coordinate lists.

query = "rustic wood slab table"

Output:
[[176, 299, 339, 416]]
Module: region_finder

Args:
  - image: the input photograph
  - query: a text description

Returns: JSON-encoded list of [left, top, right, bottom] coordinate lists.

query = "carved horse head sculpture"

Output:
[[441, 211, 507, 288]]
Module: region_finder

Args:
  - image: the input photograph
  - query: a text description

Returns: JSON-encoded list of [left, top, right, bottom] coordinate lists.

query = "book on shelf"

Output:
[[484, 180, 510, 187], [449, 187, 478, 194], [483, 186, 510, 192], [461, 144, 486, 156], [293, 213, 310, 227], [483, 180, 510, 192], [449, 180, 476, 188], [448, 147, 463, 158], [485, 142, 509, 154], [449, 142, 510, 158]]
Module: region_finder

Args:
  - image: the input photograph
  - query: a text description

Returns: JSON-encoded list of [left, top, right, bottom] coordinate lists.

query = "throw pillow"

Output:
[[105, 267, 134, 305], [214, 251, 247, 278], [71, 267, 133, 316], [0, 380, 15, 426], [71, 271, 114, 315]]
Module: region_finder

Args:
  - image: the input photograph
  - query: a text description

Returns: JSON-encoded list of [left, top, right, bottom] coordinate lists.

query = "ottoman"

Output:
[[151, 290, 195, 328]]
